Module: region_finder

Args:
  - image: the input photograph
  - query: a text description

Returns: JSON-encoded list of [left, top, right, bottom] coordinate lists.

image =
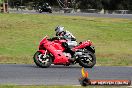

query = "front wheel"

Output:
[[78, 50, 96, 68], [33, 51, 52, 68], [38, 9, 42, 13]]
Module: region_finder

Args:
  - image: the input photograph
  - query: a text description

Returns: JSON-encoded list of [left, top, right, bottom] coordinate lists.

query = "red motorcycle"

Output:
[[33, 36, 96, 68]]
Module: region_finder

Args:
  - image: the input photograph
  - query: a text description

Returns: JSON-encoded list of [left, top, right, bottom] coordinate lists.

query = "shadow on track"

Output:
[[33, 64, 82, 68]]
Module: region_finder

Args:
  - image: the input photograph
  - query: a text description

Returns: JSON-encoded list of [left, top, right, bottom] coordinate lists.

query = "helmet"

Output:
[[55, 26, 64, 34], [45, 3, 49, 6]]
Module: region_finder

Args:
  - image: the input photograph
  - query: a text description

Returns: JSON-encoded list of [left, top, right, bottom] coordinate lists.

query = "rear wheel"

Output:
[[38, 9, 42, 13], [49, 10, 52, 13], [78, 50, 96, 68], [33, 51, 52, 68]]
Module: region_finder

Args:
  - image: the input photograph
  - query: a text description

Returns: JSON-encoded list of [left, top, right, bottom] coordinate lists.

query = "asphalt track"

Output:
[[0, 64, 132, 85], [10, 10, 132, 19], [53, 13, 132, 19]]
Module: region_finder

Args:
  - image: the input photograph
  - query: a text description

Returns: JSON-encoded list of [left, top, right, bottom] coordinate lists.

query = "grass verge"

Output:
[[0, 13, 132, 66]]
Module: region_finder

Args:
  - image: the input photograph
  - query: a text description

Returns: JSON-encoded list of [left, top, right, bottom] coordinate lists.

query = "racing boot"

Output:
[[66, 47, 76, 61]]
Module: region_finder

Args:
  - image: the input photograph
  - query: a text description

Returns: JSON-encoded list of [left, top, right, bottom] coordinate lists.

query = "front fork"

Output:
[[43, 50, 47, 58], [38, 50, 47, 58]]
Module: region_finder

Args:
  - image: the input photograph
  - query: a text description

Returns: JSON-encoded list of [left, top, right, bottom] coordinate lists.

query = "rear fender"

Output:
[[72, 41, 92, 51], [86, 46, 95, 53]]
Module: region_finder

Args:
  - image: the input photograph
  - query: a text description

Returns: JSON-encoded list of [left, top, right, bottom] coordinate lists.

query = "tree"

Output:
[[118, 0, 132, 10], [6, 0, 132, 10], [0, 0, 4, 3], [127, 0, 132, 10], [75, 0, 102, 9]]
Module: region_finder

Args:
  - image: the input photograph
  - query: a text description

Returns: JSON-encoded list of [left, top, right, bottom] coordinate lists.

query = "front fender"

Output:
[[38, 50, 46, 54]]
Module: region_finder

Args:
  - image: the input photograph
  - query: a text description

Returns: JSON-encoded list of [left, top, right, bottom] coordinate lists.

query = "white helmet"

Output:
[[55, 26, 64, 34]]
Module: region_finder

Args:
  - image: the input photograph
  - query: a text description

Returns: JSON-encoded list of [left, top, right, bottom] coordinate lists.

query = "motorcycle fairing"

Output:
[[39, 36, 48, 45], [43, 40, 70, 65]]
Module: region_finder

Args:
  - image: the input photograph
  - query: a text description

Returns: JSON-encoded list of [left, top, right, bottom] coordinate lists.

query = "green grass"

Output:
[[0, 13, 132, 66], [0, 85, 130, 88]]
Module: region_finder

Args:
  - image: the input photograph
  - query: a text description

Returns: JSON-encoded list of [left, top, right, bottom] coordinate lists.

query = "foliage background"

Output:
[[7, 0, 132, 10]]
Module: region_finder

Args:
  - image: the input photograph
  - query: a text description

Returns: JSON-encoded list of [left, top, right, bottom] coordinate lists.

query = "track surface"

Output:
[[53, 13, 132, 19], [0, 64, 132, 85], [9, 10, 132, 19]]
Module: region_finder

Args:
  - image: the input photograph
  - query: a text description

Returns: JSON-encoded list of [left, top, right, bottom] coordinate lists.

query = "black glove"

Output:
[[49, 37, 60, 41], [71, 38, 76, 41], [49, 36, 66, 41]]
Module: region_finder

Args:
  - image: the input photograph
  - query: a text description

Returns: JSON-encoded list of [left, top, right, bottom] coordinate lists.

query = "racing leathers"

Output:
[[56, 30, 77, 57]]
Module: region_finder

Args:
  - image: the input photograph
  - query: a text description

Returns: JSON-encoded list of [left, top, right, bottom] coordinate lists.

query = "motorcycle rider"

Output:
[[54, 26, 77, 58]]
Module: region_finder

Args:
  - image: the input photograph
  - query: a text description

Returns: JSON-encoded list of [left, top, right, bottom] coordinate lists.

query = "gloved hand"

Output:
[[48, 36, 60, 41], [48, 36, 66, 41], [71, 38, 76, 41]]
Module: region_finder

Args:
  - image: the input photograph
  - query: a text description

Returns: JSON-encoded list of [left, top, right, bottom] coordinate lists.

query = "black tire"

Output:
[[78, 50, 96, 68], [33, 51, 52, 68], [79, 78, 91, 86], [49, 10, 52, 13], [38, 9, 42, 13]]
